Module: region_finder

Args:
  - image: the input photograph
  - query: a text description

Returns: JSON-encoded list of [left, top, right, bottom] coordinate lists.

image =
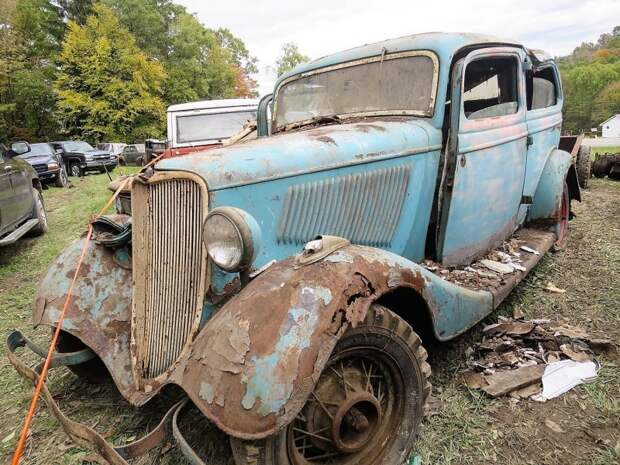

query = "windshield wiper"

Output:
[[281, 114, 341, 132]]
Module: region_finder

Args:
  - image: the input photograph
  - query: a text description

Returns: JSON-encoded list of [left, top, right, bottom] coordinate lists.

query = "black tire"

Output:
[[69, 163, 82, 177], [54, 167, 69, 188], [230, 304, 431, 465], [26, 188, 48, 237], [55, 330, 110, 384], [576, 145, 591, 189]]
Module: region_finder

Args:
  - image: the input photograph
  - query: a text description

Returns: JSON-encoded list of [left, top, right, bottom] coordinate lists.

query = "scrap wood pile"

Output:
[[459, 316, 617, 401], [423, 239, 537, 291]]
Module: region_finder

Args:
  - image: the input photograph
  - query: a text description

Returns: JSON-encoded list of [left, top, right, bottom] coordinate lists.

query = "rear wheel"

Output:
[[576, 146, 591, 188], [554, 181, 569, 250], [231, 305, 431, 465]]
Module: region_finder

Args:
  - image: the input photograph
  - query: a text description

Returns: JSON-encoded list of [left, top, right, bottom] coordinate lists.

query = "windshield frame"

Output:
[[272, 50, 440, 132]]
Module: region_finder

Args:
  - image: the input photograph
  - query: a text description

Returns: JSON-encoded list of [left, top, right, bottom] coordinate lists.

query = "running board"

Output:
[[490, 227, 556, 309], [0, 219, 39, 246]]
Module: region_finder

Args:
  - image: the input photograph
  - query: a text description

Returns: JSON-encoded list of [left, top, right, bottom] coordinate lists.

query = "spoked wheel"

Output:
[[554, 181, 569, 250], [231, 305, 431, 465]]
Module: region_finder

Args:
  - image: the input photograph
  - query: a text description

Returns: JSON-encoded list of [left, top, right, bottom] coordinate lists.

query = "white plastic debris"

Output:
[[520, 245, 540, 255], [532, 360, 598, 402], [480, 259, 514, 274]]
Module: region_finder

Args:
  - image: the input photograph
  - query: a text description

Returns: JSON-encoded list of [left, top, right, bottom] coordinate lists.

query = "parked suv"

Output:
[[0, 142, 48, 246], [17, 142, 69, 187], [52, 141, 117, 177], [10, 33, 583, 465]]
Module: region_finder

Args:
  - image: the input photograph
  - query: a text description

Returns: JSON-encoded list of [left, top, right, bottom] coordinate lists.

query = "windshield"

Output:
[[64, 141, 94, 152], [274, 52, 437, 129], [20, 143, 54, 158], [176, 111, 256, 144]]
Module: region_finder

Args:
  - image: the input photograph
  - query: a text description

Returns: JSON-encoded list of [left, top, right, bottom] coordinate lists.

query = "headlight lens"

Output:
[[204, 213, 244, 271], [48, 162, 59, 169], [203, 207, 261, 272]]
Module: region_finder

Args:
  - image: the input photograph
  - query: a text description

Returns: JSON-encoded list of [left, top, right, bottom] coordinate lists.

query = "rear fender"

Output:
[[182, 244, 493, 440], [528, 149, 578, 222]]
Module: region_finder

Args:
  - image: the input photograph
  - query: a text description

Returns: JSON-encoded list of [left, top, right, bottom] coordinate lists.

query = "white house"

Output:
[[600, 114, 620, 138]]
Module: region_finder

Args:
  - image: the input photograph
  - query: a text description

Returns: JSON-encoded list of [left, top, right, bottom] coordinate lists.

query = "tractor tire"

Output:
[[230, 304, 431, 465]]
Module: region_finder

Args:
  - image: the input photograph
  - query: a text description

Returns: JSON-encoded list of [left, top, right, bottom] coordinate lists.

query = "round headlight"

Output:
[[204, 208, 261, 272]]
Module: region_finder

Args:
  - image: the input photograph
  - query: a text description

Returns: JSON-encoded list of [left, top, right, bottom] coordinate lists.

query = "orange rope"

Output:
[[11, 154, 164, 464]]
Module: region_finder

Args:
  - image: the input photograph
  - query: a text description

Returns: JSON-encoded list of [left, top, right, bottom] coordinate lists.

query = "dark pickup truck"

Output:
[[17, 143, 69, 187], [0, 142, 48, 246], [52, 141, 117, 177]]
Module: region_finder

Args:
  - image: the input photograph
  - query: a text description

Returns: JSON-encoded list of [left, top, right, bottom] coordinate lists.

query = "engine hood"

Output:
[[155, 119, 441, 191], [19, 155, 56, 165]]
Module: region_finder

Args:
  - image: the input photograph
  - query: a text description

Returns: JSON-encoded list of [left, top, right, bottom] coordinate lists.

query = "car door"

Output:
[[521, 63, 563, 225], [7, 152, 34, 223], [438, 47, 528, 266], [0, 147, 18, 233]]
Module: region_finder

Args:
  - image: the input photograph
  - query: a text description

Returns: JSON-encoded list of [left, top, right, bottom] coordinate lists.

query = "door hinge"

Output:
[[527, 135, 533, 147], [521, 195, 533, 205]]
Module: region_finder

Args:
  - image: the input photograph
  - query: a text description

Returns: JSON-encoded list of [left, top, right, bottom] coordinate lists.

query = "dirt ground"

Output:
[[0, 176, 618, 465]]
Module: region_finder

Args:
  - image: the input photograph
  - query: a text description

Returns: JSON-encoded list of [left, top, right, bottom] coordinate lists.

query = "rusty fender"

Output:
[[179, 244, 493, 440], [33, 240, 493, 440], [33, 238, 147, 403], [529, 149, 579, 222]]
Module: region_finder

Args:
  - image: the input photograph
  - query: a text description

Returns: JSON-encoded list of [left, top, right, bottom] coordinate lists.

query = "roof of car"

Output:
[[276, 32, 525, 86], [167, 98, 260, 113]]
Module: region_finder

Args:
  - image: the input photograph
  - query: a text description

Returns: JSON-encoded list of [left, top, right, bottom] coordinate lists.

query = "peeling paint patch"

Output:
[[242, 306, 320, 416], [199, 382, 215, 404]]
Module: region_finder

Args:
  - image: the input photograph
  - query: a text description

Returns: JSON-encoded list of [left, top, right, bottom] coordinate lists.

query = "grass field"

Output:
[[592, 146, 620, 157], [0, 172, 618, 465]]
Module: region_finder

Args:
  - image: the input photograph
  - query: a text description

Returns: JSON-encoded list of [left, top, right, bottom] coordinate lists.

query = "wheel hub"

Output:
[[331, 393, 381, 453]]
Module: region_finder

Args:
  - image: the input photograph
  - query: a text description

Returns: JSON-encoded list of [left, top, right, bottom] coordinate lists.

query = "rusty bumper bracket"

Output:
[[7, 330, 183, 464]]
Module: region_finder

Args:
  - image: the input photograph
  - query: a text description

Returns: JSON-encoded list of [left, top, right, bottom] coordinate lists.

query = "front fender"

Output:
[[34, 239, 139, 400], [528, 149, 576, 222], [181, 245, 493, 440]]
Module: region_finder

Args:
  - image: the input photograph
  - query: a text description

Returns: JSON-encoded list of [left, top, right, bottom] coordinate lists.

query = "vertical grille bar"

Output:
[[132, 174, 207, 379]]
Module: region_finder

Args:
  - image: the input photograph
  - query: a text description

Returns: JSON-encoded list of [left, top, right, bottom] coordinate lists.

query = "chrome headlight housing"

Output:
[[203, 207, 261, 272]]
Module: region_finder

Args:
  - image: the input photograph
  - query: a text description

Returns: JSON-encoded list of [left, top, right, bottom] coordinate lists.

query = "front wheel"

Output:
[[70, 163, 82, 177], [26, 188, 48, 237], [54, 167, 69, 187], [231, 305, 431, 465]]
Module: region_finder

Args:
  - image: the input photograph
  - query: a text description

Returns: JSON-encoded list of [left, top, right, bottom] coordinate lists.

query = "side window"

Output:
[[527, 67, 558, 110], [463, 56, 519, 120]]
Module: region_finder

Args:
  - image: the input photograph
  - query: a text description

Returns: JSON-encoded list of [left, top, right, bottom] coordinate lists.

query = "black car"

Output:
[[17, 143, 69, 187], [0, 142, 48, 246], [52, 141, 117, 177]]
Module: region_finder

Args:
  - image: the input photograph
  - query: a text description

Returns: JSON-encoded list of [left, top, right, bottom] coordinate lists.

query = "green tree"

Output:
[[54, 4, 166, 142], [276, 42, 309, 76], [592, 81, 620, 125]]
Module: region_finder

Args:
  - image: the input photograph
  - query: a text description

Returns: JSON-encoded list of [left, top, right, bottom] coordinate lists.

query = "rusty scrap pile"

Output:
[[591, 152, 620, 180], [423, 238, 532, 290], [460, 316, 615, 400]]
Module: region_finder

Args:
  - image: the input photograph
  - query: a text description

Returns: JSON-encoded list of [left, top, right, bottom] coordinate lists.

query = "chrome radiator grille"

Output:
[[131, 173, 208, 379]]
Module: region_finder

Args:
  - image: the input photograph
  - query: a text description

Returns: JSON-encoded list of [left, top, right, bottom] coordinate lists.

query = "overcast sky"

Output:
[[178, 0, 620, 95]]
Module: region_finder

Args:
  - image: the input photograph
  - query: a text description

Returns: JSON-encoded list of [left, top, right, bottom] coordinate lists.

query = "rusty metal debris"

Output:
[[460, 316, 615, 399]]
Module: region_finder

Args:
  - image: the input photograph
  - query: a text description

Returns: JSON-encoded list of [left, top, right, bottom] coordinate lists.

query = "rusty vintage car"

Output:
[[9, 33, 582, 465]]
